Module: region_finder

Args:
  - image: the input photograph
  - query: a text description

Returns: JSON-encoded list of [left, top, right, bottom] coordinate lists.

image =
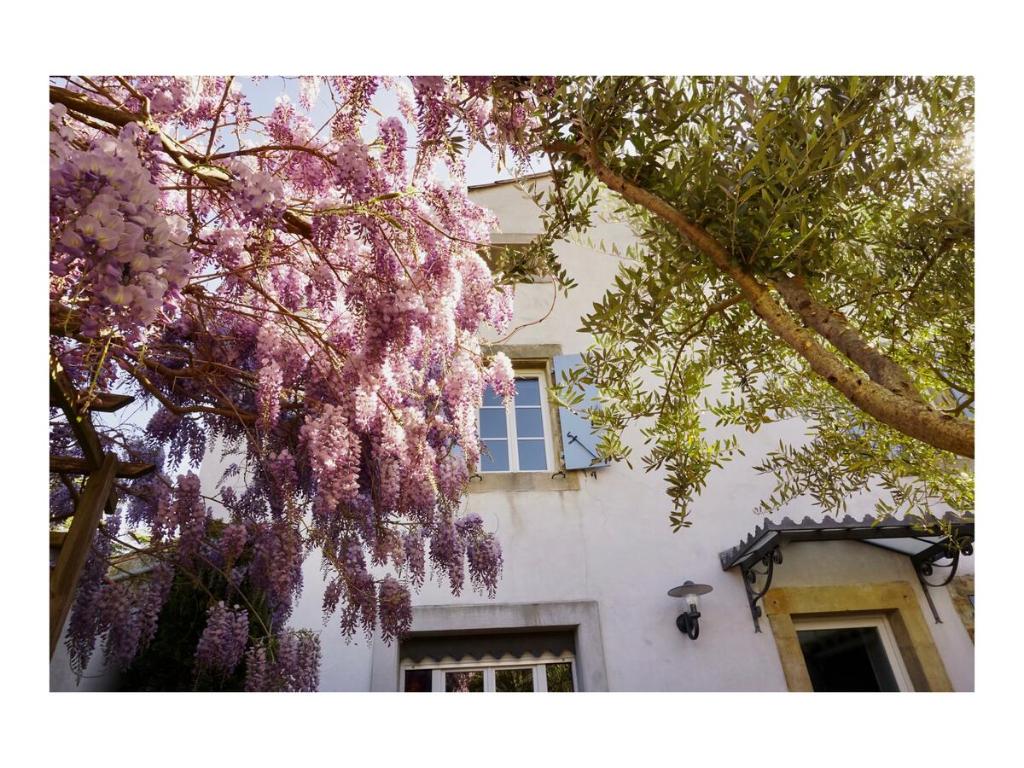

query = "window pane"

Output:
[[482, 384, 504, 407], [797, 627, 899, 692], [546, 663, 574, 692], [403, 669, 432, 692], [495, 667, 534, 692], [479, 408, 508, 439], [517, 439, 547, 471], [445, 670, 484, 692], [480, 439, 509, 472], [515, 407, 544, 438], [514, 377, 541, 406]]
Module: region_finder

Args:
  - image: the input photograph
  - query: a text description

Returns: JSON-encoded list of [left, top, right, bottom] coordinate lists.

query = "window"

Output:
[[480, 242, 552, 284], [479, 372, 554, 473], [793, 615, 914, 692], [398, 628, 578, 692], [400, 654, 577, 693]]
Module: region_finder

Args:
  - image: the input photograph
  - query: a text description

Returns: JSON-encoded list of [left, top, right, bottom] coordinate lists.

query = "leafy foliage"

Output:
[[533, 77, 974, 528]]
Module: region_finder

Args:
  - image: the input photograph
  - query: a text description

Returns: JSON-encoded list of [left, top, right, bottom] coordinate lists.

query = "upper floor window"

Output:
[[479, 371, 553, 473], [480, 242, 552, 285]]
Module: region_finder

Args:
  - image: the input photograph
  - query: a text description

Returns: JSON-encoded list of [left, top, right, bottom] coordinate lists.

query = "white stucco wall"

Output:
[[275, 177, 976, 691], [50, 619, 121, 692]]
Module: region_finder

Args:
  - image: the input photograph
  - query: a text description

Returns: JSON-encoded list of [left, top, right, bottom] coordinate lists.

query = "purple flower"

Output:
[[195, 601, 250, 675], [378, 575, 412, 644]]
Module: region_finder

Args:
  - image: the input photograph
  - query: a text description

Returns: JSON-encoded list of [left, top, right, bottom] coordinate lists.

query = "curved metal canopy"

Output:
[[717, 514, 974, 632]]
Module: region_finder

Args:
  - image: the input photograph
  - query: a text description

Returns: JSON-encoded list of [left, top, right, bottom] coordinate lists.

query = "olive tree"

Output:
[[525, 76, 973, 528]]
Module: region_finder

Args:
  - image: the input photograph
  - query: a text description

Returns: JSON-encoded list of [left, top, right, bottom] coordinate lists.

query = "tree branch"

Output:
[[899, 237, 957, 313], [772, 274, 925, 404], [49, 85, 313, 240], [567, 138, 974, 458], [112, 355, 257, 424], [662, 294, 742, 408]]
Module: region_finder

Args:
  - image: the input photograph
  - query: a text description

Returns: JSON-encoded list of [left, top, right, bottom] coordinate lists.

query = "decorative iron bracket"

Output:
[[740, 546, 783, 633], [911, 538, 972, 623], [566, 432, 598, 459], [912, 538, 970, 587]]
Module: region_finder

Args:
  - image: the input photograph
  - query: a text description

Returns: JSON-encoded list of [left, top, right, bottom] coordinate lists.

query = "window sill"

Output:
[[468, 471, 581, 493]]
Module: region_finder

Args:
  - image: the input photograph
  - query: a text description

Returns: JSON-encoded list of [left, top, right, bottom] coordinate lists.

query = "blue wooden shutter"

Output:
[[551, 354, 608, 471]]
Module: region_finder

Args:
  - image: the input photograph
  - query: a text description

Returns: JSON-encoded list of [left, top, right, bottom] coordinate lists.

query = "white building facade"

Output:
[[288, 176, 975, 693]]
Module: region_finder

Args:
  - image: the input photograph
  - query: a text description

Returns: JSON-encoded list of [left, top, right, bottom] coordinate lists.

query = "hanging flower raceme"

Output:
[[244, 630, 320, 692], [485, 352, 516, 402], [377, 575, 412, 644], [174, 473, 208, 568], [50, 106, 191, 340], [195, 601, 250, 675]]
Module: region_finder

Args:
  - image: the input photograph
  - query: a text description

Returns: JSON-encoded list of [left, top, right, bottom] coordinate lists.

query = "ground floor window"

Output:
[[401, 654, 577, 692], [793, 615, 914, 691]]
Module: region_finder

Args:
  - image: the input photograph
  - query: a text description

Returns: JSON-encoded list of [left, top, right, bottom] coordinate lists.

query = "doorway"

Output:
[[793, 615, 914, 691]]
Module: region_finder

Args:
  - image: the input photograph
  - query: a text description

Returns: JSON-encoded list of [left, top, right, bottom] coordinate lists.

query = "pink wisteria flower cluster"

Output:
[[50, 111, 190, 337], [50, 75, 546, 690]]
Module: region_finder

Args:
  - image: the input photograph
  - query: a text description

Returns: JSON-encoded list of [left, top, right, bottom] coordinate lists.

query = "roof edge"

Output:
[[467, 170, 552, 191]]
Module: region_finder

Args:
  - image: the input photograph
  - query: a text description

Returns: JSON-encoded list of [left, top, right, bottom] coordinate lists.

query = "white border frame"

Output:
[[792, 614, 915, 692]]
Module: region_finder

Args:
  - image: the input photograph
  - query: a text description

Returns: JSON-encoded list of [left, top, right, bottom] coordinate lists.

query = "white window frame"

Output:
[[478, 368, 555, 474], [792, 614, 915, 692], [399, 651, 577, 693]]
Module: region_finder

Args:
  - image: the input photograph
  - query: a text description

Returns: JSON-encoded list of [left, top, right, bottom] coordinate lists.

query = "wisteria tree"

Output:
[[49, 76, 545, 689]]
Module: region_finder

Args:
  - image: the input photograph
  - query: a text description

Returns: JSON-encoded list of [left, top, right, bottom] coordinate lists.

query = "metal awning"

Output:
[[400, 628, 576, 664], [718, 514, 974, 632]]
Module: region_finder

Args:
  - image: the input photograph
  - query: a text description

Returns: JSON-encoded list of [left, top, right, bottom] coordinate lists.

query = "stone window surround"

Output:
[[948, 574, 974, 642], [471, 343, 582, 493], [763, 580, 953, 692], [369, 600, 609, 692]]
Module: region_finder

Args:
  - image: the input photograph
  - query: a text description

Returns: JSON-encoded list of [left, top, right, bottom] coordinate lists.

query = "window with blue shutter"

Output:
[[551, 354, 608, 471]]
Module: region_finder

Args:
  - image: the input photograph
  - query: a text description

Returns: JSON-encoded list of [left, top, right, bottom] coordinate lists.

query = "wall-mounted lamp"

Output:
[[668, 581, 713, 640]]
